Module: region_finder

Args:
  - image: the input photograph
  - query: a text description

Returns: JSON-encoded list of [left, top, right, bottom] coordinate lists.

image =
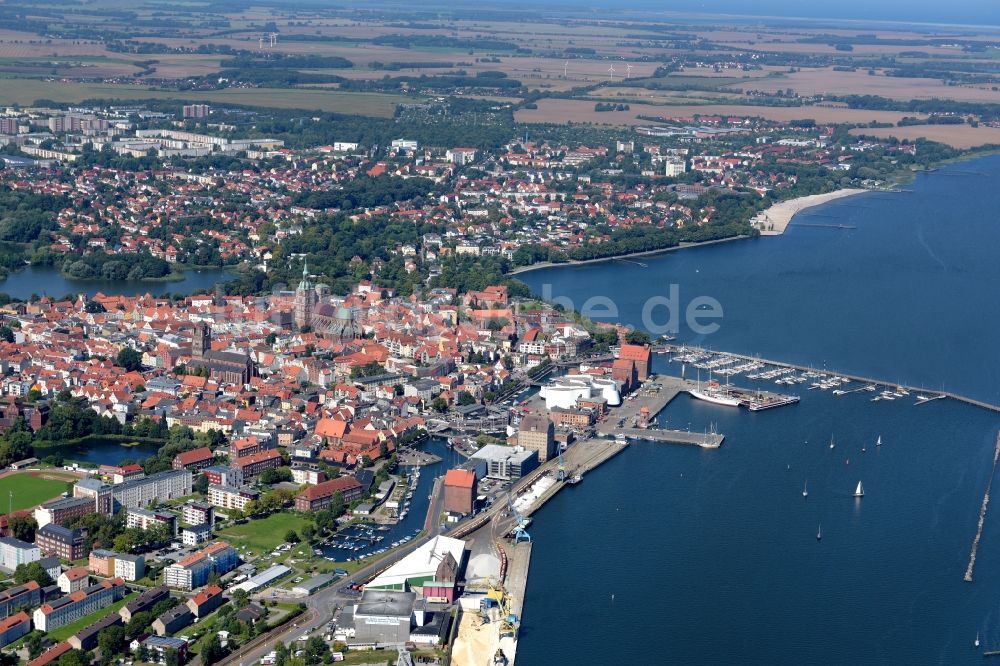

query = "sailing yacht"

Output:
[[975, 632, 980, 648], [876, 435, 882, 447], [829, 436, 835, 450], [802, 480, 808, 498], [816, 524, 822, 541], [854, 481, 865, 498]]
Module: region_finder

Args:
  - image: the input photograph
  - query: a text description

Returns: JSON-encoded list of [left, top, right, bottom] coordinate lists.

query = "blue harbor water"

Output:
[[522, 156, 1000, 406], [320, 437, 463, 561], [517, 156, 1000, 665], [0, 265, 235, 300]]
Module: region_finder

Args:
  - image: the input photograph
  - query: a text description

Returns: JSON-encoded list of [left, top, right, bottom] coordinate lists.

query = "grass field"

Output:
[[0, 78, 409, 116], [217, 512, 313, 553], [47, 592, 139, 641], [0, 472, 68, 511]]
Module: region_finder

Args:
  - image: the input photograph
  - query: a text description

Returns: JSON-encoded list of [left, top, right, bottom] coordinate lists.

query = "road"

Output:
[[219, 474, 449, 666], [219, 444, 598, 665]]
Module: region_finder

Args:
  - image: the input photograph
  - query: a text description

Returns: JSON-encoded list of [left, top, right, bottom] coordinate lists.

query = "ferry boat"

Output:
[[688, 380, 741, 407]]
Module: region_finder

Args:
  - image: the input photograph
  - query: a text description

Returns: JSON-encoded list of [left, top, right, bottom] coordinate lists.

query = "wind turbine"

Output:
[[269, 32, 277, 47], [626, 63, 633, 79], [608, 64, 616, 82], [563, 61, 568, 78]]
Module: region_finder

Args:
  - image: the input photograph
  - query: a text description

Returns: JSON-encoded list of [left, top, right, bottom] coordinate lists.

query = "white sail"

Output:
[[876, 435, 882, 446], [854, 481, 864, 497]]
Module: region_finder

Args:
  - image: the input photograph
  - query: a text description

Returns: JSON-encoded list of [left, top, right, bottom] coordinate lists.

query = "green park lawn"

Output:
[[0, 473, 68, 511], [217, 512, 313, 553]]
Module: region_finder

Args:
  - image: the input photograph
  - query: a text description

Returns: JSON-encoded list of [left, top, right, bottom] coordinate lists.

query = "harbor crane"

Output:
[[506, 494, 531, 544]]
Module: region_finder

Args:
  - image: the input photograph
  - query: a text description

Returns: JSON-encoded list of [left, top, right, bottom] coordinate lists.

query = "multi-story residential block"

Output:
[[35, 525, 86, 560], [152, 605, 193, 636], [32, 578, 126, 632], [126, 508, 178, 536], [232, 448, 282, 480], [0, 537, 40, 572], [172, 446, 215, 471], [75, 470, 192, 515], [119, 586, 168, 623], [163, 541, 237, 590], [109, 553, 144, 582], [207, 484, 259, 511], [0, 581, 40, 620], [88, 549, 117, 577], [0, 612, 30, 647], [186, 584, 223, 617], [181, 501, 214, 527], [181, 524, 212, 546], [34, 497, 95, 529], [294, 476, 363, 512], [202, 465, 243, 487], [57, 567, 89, 594], [291, 466, 325, 485]]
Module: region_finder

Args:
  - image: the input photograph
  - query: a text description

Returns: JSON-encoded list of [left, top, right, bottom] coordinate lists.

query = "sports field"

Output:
[[0, 472, 68, 511]]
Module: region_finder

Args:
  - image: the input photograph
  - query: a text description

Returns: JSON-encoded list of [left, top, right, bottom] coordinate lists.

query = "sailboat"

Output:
[[829, 435, 835, 450], [816, 524, 822, 541], [802, 480, 808, 498], [975, 632, 980, 648], [854, 481, 864, 498], [876, 435, 882, 447]]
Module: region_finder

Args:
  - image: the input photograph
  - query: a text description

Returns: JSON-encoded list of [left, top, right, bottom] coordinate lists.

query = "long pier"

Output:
[[965, 432, 1000, 582], [614, 427, 724, 448], [661, 344, 1000, 413]]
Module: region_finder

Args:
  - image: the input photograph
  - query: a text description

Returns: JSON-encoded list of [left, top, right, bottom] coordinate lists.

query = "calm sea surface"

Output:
[[517, 156, 1000, 664]]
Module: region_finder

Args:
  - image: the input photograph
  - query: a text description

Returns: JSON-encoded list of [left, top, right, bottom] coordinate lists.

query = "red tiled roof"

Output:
[[297, 476, 361, 501], [174, 446, 214, 466], [444, 469, 475, 489], [234, 448, 281, 469]]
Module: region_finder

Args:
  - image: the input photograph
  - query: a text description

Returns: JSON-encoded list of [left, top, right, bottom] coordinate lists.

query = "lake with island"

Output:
[[0, 265, 236, 300], [517, 155, 1000, 664]]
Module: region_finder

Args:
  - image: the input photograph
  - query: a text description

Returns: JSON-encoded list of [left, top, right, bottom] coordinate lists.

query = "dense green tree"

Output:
[[97, 625, 127, 660], [116, 347, 143, 372], [13, 561, 53, 587]]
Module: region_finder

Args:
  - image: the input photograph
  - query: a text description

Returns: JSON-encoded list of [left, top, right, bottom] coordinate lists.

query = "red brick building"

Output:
[[618, 343, 652, 380], [443, 469, 476, 515], [233, 449, 282, 480], [172, 447, 215, 471], [294, 476, 363, 511]]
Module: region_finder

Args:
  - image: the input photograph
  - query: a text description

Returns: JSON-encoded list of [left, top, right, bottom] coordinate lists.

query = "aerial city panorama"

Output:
[[0, 0, 998, 664]]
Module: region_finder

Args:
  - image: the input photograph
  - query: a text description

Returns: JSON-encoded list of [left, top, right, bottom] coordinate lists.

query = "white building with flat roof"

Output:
[[539, 373, 620, 410]]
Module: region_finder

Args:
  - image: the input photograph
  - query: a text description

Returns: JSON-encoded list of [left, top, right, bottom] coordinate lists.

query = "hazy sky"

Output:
[[537, 0, 1000, 26]]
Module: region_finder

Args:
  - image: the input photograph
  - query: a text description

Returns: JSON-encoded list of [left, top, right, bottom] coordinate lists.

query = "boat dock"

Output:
[[661, 344, 1000, 414]]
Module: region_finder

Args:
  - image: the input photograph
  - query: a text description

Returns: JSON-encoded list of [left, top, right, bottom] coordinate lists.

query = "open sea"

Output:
[[516, 155, 1000, 664]]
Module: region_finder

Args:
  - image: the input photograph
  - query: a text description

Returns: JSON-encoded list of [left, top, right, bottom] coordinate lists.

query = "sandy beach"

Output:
[[754, 189, 868, 235]]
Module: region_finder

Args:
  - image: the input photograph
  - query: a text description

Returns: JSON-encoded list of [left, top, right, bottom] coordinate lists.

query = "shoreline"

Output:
[[754, 188, 868, 236], [507, 235, 750, 276]]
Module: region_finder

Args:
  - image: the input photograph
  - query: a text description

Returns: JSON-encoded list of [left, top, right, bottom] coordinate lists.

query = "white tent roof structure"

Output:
[[367, 535, 466, 590]]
